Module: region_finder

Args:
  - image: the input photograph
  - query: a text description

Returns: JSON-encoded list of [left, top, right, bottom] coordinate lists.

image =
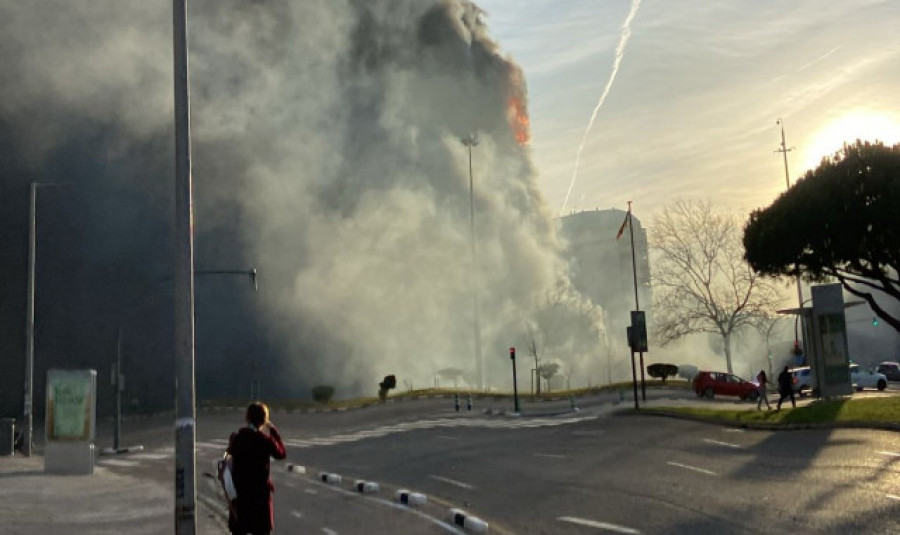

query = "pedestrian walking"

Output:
[[224, 402, 287, 535], [776, 365, 796, 410], [756, 369, 771, 410]]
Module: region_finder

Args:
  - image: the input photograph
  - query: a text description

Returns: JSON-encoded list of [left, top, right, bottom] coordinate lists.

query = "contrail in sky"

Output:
[[559, 0, 641, 216]]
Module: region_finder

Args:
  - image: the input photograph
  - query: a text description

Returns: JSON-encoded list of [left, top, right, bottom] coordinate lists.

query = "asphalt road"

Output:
[[92, 388, 900, 534]]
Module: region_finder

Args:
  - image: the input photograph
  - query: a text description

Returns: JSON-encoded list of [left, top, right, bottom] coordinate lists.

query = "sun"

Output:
[[801, 111, 900, 172]]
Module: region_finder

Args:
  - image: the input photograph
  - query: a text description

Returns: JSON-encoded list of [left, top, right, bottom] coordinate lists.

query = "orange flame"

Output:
[[508, 96, 531, 146]]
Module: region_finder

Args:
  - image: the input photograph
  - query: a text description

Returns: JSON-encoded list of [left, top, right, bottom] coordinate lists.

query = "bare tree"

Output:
[[537, 361, 561, 392], [651, 199, 781, 374], [523, 321, 543, 395]]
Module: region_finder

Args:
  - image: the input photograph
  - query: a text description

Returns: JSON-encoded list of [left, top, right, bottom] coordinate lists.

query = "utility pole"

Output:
[[173, 0, 197, 532], [626, 202, 647, 401], [22, 183, 37, 457], [462, 133, 483, 391], [776, 118, 806, 357]]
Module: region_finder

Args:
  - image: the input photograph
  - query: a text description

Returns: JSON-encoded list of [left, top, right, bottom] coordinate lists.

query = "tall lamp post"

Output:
[[22, 181, 69, 457], [173, 0, 196, 532], [461, 133, 484, 391], [775, 118, 806, 355]]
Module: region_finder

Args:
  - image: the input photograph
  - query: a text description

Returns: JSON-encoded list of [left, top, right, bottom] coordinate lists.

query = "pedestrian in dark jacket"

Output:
[[756, 370, 771, 411], [226, 402, 286, 535], [776, 366, 796, 410]]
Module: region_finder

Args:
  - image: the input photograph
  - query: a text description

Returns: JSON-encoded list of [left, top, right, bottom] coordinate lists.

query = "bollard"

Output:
[[454, 394, 460, 412], [466, 394, 472, 411], [396, 489, 427, 507], [569, 395, 576, 410], [354, 480, 380, 494], [450, 508, 490, 533], [320, 472, 342, 484]]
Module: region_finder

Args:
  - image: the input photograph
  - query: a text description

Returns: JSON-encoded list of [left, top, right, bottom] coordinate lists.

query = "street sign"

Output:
[[630, 311, 648, 352]]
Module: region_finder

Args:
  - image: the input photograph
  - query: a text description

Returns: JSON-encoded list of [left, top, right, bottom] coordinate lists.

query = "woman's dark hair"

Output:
[[246, 402, 269, 428]]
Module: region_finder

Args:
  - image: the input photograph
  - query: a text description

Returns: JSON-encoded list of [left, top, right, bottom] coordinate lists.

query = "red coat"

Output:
[[226, 425, 286, 534]]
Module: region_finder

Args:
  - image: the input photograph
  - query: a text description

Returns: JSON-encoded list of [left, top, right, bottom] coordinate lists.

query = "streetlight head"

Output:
[[249, 268, 258, 292]]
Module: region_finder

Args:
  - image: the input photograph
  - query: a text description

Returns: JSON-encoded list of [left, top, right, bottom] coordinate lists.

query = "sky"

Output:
[[476, 0, 900, 221]]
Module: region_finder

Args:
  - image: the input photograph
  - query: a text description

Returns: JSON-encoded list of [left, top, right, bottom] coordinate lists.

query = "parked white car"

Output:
[[849, 364, 888, 391]]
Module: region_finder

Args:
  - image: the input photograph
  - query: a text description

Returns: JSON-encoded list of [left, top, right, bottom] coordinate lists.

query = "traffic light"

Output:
[[509, 347, 515, 360], [872, 316, 879, 327]]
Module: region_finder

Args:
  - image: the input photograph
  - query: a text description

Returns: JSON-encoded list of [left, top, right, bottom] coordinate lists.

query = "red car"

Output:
[[692, 371, 760, 401]]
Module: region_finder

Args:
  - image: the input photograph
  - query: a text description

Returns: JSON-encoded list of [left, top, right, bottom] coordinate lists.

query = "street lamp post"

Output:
[[23, 181, 69, 457], [461, 133, 483, 391], [173, 0, 196, 532]]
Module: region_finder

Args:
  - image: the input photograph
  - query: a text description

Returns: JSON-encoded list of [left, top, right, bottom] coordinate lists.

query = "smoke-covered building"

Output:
[[559, 209, 651, 355]]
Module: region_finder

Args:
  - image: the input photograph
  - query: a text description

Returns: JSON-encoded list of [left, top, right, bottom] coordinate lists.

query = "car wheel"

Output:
[[878, 379, 887, 391], [856, 385, 864, 392], [748, 390, 759, 401], [704, 387, 715, 399]]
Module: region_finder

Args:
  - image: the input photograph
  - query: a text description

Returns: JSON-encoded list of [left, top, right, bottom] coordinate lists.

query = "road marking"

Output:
[[291, 510, 303, 518], [437, 435, 459, 440], [97, 459, 139, 467], [877, 451, 900, 457], [703, 438, 742, 449], [887, 494, 900, 501], [430, 475, 474, 489], [322, 528, 338, 535], [305, 488, 319, 495], [534, 453, 567, 459], [722, 428, 745, 433], [666, 461, 716, 476], [558, 516, 641, 534], [128, 453, 170, 460]]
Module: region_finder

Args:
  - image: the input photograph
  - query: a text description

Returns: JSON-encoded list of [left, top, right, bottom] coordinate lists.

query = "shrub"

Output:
[[647, 363, 679, 383], [312, 385, 335, 404], [378, 374, 396, 401]]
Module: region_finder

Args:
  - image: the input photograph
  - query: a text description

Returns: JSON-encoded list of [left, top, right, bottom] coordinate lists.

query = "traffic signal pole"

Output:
[[510, 347, 520, 414]]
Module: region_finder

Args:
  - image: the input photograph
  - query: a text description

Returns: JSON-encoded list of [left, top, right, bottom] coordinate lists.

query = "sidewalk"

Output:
[[0, 454, 225, 535]]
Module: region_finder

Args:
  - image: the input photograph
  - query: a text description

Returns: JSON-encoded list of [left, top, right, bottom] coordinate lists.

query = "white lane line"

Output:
[[305, 488, 319, 495], [558, 516, 641, 534], [322, 528, 338, 535], [722, 428, 745, 433], [436, 435, 459, 440], [703, 438, 742, 449], [666, 461, 716, 476], [534, 453, 567, 459], [430, 475, 474, 489], [97, 459, 139, 467], [877, 451, 900, 457], [291, 510, 303, 518]]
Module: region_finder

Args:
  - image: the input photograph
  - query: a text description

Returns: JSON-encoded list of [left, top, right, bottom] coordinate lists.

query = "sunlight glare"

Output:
[[801, 112, 900, 172]]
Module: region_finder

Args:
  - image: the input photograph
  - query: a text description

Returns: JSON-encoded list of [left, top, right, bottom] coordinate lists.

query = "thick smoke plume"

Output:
[[0, 0, 607, 409]]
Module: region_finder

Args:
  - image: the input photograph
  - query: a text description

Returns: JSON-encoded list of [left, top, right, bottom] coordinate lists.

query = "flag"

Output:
[[615, 206, 630, 240]]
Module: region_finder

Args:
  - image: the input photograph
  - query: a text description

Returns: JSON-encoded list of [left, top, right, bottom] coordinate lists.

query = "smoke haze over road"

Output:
[[1, 0, 610, 409]]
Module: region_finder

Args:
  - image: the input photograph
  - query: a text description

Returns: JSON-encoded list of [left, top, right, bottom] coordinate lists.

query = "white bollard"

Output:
[[396, 489, 427, 507], [319, 472, 343, 484], [450, 508, 489, 533], [354, 480, 380, 494], [287, 464, 306, 474]]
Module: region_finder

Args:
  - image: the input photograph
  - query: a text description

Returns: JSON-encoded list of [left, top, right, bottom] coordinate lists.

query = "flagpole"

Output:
[[626, 201, 646, 401]]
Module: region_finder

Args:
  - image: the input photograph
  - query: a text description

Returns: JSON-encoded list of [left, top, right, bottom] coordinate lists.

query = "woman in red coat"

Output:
[[226, 402, 286, 535]]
